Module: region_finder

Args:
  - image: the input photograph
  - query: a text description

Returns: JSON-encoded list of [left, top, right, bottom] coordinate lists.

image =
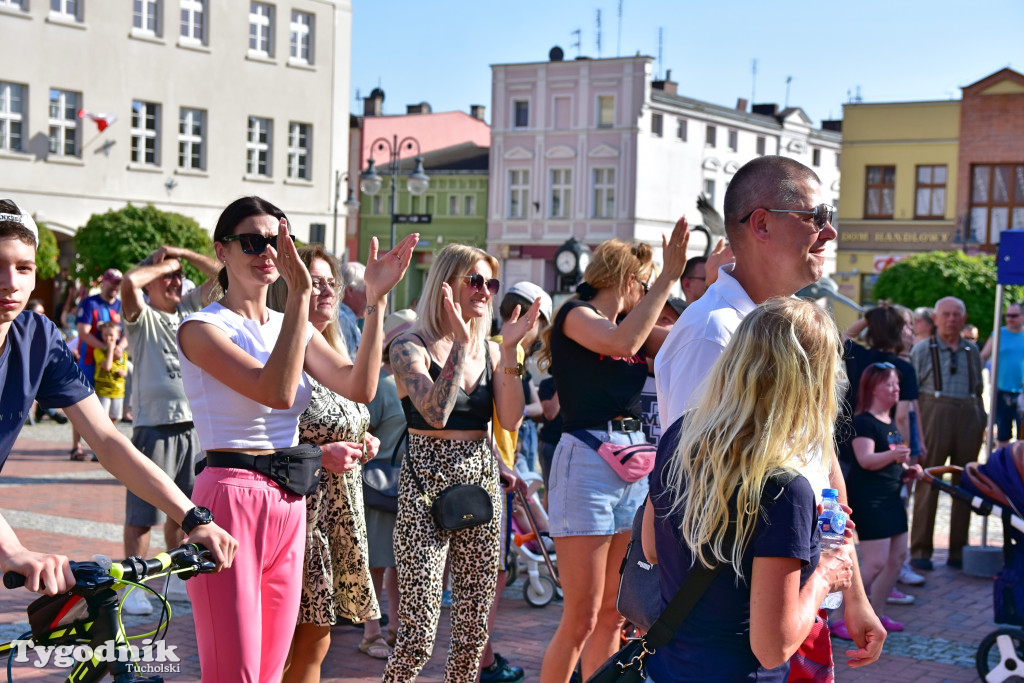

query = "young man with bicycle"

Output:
[[0, 200, 237, 595]]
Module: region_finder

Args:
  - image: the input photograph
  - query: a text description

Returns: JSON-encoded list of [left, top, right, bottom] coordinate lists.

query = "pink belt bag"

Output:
[[571, 427, 656, 482]]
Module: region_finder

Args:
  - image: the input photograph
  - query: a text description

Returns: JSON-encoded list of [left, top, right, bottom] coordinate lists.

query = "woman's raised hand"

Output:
[[660, 215, 691, 282], [363, 233, 419, 302], [500, 297, 543, 348], [441, 282, 472, 344], [267, 218, 312, 295]]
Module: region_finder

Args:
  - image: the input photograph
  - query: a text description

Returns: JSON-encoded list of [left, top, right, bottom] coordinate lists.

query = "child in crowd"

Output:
[[92, 320, 128, 425]]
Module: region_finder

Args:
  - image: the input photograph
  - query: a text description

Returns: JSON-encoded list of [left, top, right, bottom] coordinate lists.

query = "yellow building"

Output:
[[833, 100, 960, 328]]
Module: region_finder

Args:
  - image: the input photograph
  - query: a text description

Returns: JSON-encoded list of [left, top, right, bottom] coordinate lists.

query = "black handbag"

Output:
[[362, 430, 407, 513]]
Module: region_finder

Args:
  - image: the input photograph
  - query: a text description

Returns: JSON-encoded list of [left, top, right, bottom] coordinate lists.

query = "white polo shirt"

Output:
[[654, 265, 756, 430]]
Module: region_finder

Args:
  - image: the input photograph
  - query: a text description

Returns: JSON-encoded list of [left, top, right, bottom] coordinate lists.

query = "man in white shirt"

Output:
[[654, 155, 887, 667]]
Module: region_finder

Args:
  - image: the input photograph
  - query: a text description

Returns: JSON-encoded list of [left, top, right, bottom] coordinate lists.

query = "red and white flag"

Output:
[[77, 109, 118, 132]]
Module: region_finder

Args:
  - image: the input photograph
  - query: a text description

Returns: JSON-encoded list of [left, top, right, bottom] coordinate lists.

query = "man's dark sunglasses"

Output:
[[739, 203, 835, 231], [220, 233, 293, 254], [463, 274, 500, 295]]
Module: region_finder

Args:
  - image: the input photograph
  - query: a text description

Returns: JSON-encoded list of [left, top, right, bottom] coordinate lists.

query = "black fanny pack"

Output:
[[199, 444, 323, 496]]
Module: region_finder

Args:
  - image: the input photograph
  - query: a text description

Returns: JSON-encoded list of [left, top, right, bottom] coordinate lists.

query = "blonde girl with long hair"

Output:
[[538, 219, 689, 683], [641, 298, 855, 681]]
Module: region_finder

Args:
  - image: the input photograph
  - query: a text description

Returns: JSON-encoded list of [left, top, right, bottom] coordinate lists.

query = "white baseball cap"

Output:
[[0, 200, 39, 246], [507, 281, 553, 323]]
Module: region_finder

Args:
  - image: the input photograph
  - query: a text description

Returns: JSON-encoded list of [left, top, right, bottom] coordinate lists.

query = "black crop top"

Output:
[[401, 336, 493, 431]]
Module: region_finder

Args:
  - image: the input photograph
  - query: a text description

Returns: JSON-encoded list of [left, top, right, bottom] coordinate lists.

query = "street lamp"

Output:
[[360, 135, 429, 312], [332, 171, 360, 262]]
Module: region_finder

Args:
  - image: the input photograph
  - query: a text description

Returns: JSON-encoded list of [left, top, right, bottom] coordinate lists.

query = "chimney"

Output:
[[364, 87, 384, 117], [406, 102, 432, 115], [470, 105, 486, 121], [736, 98, 748, 112], [651, 69, 678, 95], [751, 103, 779, 117]]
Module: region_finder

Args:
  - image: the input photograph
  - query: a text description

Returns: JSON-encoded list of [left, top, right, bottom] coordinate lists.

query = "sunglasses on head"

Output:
[[872, 361, 896, 370], [739, 203, 835, 231], [462, 273, 500, 295], [220, 233, 293, 254]]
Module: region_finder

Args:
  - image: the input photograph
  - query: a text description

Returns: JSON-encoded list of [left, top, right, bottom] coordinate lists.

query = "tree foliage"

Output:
[[873, 250, 1024, 343], [73, 205, 212, 284], [34, 223, 60, 280]]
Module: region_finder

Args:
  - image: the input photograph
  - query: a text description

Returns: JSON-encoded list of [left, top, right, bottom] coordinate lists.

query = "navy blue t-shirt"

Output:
[[646, 417, 820, 682], [1, 312, 93, 467]]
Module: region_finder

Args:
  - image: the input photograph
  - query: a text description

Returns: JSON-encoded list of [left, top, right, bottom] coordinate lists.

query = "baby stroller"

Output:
[[506, 473, 561, 607], [921, 444, 1024, 682]]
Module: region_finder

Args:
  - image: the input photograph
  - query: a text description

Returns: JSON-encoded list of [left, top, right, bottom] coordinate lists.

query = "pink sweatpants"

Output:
[[186, 467, 306, 682]]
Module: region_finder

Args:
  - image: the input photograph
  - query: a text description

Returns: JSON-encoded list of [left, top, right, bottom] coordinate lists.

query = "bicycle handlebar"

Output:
[[2, 544, 213, 591]]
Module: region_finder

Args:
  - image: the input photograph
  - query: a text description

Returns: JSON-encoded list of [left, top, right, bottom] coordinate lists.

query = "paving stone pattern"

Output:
[[0, 425, 1007, 681]]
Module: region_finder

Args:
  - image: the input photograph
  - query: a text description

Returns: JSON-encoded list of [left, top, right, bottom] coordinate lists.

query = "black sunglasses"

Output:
[[739, 203, 835, 231], [220, 233, 293, 254], [462, 274, 500, 295], [638, 279, 650, 295]]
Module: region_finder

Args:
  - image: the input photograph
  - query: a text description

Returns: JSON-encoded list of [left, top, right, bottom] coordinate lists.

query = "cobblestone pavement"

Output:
[[0, 423, 1008, 681]]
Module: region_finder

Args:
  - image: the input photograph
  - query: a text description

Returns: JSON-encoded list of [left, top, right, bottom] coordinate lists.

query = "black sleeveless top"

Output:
[[401, 335, 492, 431], [549, 300, 648, 431]]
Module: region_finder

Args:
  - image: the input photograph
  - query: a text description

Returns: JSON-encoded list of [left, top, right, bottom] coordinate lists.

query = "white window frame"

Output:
[[0, 82, 25, 153], [703, 179, 716, 205], [47, 89, 78, 158], [597, 95, 614, 128], [287, 121, 310, 179], [133, 0, 160, 35], [249, 2, 274, 58], [592, 167, 615, 219], [651, 113, 664, 137], [289, 10, 313, 64], [448, 195, 459, 216], [177, 107, 205, 170], [676, 118, 687, 141], [0, 0, 26, 10], [246, 116, 272, 177], [131, 100, 160, 166], [508, 169, 529, 219], [549, 168, 571, 219], [50, 0, 79, 20], [756, 136, 766, 156], [179, 0, 206, 45], [705, 125, 717, 148], [513, 100, 529, 129], [464, 195, 475, 216], [727, 129, 738, 152]]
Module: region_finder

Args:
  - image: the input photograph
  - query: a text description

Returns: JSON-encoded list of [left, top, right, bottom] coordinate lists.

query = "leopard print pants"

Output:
[[382, 434, 501, 683]]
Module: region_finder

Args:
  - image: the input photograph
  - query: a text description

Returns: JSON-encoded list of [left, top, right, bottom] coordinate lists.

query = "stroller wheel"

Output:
[[977, 627, 1024, 682], [524, 575, 557, 608], [505, 554, 519, 586]]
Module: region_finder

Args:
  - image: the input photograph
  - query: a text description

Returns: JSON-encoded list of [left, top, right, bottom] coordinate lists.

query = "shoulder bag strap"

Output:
[[928, 335, 943, 393], [644, 470, 798, 649]]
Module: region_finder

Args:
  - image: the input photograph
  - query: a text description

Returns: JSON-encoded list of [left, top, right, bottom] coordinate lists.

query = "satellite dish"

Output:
[[549, 46, 565, 62]]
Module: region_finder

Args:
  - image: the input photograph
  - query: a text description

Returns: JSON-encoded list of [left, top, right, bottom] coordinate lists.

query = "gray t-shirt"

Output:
[[125, 287, 205, 427]]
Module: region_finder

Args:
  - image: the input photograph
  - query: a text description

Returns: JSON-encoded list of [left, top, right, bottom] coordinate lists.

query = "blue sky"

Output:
[[351, 0, 1022, 127]]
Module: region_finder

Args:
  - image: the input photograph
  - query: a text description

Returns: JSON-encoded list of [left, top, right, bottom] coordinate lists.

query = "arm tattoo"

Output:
[[390, 337, 466, 428], [366, 304, 377, 316]]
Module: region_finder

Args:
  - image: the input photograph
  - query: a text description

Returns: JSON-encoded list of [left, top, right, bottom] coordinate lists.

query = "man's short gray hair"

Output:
[[341, 262, 366, 291]]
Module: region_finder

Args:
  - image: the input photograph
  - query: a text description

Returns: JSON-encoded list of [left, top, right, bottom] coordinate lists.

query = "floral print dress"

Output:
[[297, 377, 380, 626]]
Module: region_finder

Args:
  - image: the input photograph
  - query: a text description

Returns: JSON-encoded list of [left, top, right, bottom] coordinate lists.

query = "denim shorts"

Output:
[[547, 428, 650, 537]]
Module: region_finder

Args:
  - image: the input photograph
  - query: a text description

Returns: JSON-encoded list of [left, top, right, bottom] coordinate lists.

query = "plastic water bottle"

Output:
[[818, 488, 846, 610]]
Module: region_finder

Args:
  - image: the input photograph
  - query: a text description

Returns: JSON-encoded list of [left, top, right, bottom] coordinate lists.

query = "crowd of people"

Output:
[[0, 152, 1001, 683]]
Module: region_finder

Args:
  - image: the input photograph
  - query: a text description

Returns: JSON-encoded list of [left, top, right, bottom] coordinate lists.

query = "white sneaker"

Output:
[[122, 588, 154, 616], [899, 563, 926, 586], [164, 573, 190, 601]]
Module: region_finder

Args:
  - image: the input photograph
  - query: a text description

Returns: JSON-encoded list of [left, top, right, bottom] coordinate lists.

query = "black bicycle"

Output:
[[0, 544, 214, 682]]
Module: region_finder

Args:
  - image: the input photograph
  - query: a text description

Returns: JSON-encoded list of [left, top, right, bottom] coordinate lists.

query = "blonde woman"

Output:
[[386, 244, 540, 682], [538, 220, 689, 683], [641, 298, 855, 681]]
